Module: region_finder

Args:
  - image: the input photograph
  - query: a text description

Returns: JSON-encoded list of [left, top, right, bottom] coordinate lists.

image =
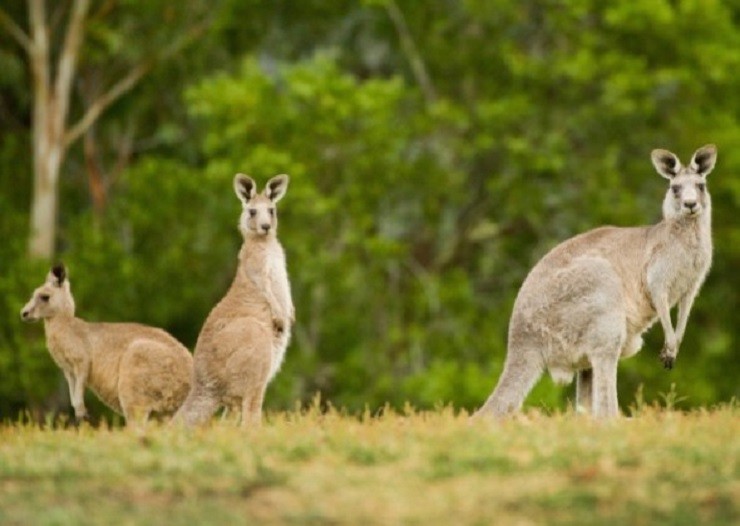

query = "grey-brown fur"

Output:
[[175, 174, 294, 427], [20, 264, 193, 424], [476, 145, 716, 419]]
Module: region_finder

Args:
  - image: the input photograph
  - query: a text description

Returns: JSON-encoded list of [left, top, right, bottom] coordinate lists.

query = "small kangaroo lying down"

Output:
[[21, 264, 193, 424]]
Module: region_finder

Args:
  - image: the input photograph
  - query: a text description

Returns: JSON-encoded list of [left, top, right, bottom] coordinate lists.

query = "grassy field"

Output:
[[0, 403, 737, 525]]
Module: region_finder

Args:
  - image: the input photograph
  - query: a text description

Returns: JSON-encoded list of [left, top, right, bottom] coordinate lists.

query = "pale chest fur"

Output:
[[646, 219, 712, 307], [241, 239, 292, 379], [249, 241, 285, 273], [240, 240, 290, 304]]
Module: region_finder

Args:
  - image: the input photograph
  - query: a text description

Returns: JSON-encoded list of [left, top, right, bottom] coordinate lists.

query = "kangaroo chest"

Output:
[[652, 226, 712, 307], [675, 237, 710, 303], [242, 244, 289, 301], [45, 323, 89, 374]]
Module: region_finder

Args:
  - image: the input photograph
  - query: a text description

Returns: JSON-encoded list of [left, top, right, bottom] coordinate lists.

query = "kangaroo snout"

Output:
[[684, 200, 698, 213], [20, 309, 30, 321], [260, 223, 271, 233]]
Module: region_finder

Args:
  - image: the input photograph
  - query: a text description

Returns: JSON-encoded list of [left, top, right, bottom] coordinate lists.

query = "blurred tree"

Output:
[[0, 0, 209, 258]]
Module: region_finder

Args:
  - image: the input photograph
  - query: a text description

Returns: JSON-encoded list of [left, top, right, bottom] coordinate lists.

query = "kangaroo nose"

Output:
[[20, 310, 29, 320], [684, 201, 697, 211], [261, 223, 271, 232]]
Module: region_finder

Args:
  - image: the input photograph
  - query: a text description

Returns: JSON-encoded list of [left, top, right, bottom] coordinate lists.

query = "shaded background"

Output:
[[1, 0, 738, 421]]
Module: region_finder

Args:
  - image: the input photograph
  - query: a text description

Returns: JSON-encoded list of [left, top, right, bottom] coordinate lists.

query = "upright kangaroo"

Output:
[[20, 264, 193, 424], [176, 174, 294, 427], [476, 145, 716, 419]]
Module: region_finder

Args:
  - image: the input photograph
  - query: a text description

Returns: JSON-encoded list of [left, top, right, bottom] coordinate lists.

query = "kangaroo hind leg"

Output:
[[576, 369, 593, 414], [590, 356, 619, 419], [240, 382, 267, 429]]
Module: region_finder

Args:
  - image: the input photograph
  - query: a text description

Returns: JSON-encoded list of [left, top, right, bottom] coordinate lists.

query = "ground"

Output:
[[0, 403, 737, 525]]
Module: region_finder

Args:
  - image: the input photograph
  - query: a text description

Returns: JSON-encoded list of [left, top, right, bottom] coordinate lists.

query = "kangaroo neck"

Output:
[[232, 237, 274, 288], [43, 314, 78, 334], [238, 234, 277, 259], [661, 209, 711, 238], [43, 315, 86, 356]]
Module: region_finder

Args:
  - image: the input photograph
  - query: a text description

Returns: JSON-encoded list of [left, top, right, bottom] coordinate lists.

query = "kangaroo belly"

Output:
[[268, 327, 291, 381], [87, 371, 123, 414]]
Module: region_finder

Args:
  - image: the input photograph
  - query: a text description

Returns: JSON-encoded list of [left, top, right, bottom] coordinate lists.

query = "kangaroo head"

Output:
[[21, 264, 76, 321], [233, 173, 289, 238], [651, 144, 716, 220]]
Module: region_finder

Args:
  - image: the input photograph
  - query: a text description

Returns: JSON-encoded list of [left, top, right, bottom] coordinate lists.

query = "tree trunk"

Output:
[[4, 0, 202, 258], [26, 0, 89, 259], [27, 0, 53, 259], [29, 113, 64, 259]]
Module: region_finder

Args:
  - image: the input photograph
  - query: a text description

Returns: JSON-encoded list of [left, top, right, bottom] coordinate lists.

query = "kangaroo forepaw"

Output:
[[272, 317, 285, 335], [660, 346, 676, 370]]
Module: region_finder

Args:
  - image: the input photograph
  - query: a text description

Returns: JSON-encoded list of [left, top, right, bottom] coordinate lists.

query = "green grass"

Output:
[[0, 404, 737, 525]]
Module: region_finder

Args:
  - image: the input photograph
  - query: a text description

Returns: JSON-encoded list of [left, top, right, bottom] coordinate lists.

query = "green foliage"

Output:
[[1, 1, 739, 419], [184, 55, 485, 409]]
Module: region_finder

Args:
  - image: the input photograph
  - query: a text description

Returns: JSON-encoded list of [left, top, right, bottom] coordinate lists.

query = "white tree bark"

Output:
[[27, 0, 90, 259], [0, 0, 208, 259]]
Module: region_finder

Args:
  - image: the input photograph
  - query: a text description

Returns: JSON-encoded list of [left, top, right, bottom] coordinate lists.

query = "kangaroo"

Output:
[[175, 174, 294, 427], [475, 145, 716, 419], [20, 264, 193, 424]]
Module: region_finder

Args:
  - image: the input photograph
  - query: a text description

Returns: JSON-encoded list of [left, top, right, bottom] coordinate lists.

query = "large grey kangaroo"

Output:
[[476, 145, 716, 419]]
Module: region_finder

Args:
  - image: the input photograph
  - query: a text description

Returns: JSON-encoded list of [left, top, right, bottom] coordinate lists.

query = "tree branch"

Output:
[[28, 0, 49, 79], [64, 17, 211, 149], [385, 0, 437, 105], [90, 0, 117, 21], [54, 0, 91, 134], [0, 7, 31, 52], [64, 61, 149, 149], [28, 0, 50, 169]]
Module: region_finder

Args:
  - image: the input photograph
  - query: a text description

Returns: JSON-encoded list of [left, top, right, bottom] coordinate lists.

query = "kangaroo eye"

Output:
[[268, 208, 275, 216], [39, 294, 50, 302], [671, 185, 681, 196], [249, 209, 257, 218], [696, 183, 705, 192]]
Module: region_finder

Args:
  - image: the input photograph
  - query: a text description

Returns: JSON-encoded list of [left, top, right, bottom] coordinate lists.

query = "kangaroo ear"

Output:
[[49, 263, 66, 286], [689, 144, 717, 177], [265, 174, 289, 202], [234, 174, 257, 205], [651, 149, 682, 180]]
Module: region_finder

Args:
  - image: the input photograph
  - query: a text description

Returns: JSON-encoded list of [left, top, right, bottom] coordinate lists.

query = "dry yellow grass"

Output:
[[0, 403, 737, 525]]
